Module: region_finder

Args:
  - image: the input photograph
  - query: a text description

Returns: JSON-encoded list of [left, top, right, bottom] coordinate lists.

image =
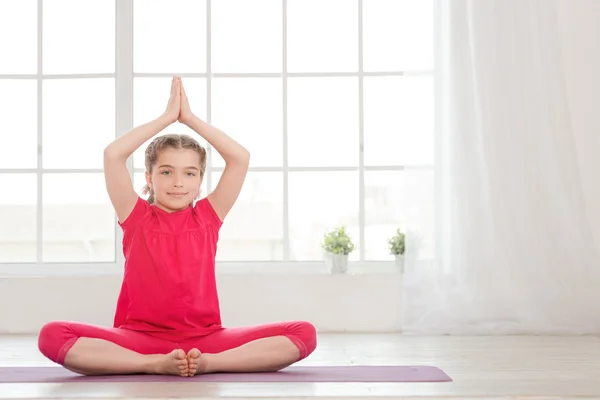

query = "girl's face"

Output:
[[146, 148, 203, 212]]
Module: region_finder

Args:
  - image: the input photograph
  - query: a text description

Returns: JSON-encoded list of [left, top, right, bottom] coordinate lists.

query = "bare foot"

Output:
[[186, 348, 207, 376], [148, 349, 189, 376]]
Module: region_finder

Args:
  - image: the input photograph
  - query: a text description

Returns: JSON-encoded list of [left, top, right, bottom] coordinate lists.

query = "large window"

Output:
[[0, 0, 434, 269]]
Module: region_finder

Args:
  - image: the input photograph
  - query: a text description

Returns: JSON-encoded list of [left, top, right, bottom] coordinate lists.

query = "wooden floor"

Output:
[[1, 334, 599, 399]]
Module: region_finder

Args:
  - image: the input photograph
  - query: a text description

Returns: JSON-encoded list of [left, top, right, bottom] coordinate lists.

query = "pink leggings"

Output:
[[38, 320, 317, 366]]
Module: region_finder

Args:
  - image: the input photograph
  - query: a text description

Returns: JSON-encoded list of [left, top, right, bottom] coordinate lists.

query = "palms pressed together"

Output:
[[164, 76, 194, 126]]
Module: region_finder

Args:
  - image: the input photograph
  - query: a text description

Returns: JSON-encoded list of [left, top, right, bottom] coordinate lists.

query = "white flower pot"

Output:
[[394, 254, 405, 273], [324, 252, 349, 274]]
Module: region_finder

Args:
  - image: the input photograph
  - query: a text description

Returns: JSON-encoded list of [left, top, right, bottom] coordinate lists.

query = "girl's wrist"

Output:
[[180, 113, 195, 126], [158, 112, 176, 126]]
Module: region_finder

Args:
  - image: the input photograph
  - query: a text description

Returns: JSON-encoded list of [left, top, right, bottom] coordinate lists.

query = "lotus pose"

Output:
[[37, 76, 317, 377]]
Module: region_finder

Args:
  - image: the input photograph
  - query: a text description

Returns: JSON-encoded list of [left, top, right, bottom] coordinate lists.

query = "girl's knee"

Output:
[[38, 321, 77, 365], [287, 320, 317, 359]]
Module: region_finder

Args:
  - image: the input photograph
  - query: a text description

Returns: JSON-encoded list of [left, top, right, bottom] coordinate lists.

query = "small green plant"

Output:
[[388, 228, 405, 255], [321, 226, 355, 255]]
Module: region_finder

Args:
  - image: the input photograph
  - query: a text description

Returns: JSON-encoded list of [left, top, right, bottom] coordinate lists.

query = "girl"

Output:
[[37, 76, 317, 377]]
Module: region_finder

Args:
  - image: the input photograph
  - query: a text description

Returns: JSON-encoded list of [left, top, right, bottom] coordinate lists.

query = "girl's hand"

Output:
[[178, 80, 194, 125], [163, 76, 181, 124]]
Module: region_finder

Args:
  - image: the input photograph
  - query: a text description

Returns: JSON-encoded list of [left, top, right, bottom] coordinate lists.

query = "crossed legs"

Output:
[[38, 320, 317, 376]]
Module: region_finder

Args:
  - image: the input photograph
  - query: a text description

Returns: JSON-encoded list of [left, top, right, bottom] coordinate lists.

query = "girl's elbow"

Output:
[[235, 148, 250, 165], [225, 148, 250, 166], [242, 149, 251, 164], [103, 146, 126, 163]]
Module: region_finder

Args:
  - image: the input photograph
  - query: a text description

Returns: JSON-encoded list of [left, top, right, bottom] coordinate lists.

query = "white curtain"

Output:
[[402, 0, 600, 334]]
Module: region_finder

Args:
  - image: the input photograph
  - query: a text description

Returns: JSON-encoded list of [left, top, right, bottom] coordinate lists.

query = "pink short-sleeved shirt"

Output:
[[114, 197, 223, 340]]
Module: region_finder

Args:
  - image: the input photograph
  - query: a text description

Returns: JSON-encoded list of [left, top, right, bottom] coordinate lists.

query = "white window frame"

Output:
[[0, 0, 438, 277]]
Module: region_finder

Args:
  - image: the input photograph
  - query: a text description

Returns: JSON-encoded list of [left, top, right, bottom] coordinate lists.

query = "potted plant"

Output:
[[321, 226, 355, 274], [388, 228, 405, 272]]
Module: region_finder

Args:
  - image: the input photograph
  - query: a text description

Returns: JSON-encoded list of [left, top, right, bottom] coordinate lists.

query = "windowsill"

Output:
[[0, 260, 431, 277], [217, 261, 410, 275]]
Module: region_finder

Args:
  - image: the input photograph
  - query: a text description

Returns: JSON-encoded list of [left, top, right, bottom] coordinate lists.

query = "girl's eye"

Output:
[[187, 172, 195, 176], [161, 171, 171, 175]]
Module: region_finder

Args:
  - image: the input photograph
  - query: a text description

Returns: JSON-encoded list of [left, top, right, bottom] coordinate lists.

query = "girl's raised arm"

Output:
[[103, 76, 180, 222], [179, 81, 250, 221]]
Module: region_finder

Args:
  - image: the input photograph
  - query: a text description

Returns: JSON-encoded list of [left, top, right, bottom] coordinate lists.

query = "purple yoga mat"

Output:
[[0, 366, 451, 383]]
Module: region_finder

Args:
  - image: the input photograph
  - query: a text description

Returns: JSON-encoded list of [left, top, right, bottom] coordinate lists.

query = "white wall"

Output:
[[0, 269, 403, 334]]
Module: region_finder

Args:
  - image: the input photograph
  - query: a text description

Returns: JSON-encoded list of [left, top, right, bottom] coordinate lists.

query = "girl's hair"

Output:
[[141, 134, 207, 204]]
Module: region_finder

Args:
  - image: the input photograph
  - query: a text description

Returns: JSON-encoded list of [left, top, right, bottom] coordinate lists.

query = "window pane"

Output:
[[289, 171, 358, 261], [134, 0, 207, 73], [364, 169, 435, 261], [287, 0, 358, 72], [212, 0, 281, 73], [0, 174, 37, 262], [133, 78, 207, 169], [43, 0, 114, 74], [0, 80, 37, 169], [43, 173, 115, 262], [211, 172, 283, 261], [288, 77, 358, 167], [364, 76, 433, 166], [43, 79, 115, 169], [211, 78, 282, 168], [363, 0, 433, 71], [0, 0, 37, 74], [133, 172, 208, 202]]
